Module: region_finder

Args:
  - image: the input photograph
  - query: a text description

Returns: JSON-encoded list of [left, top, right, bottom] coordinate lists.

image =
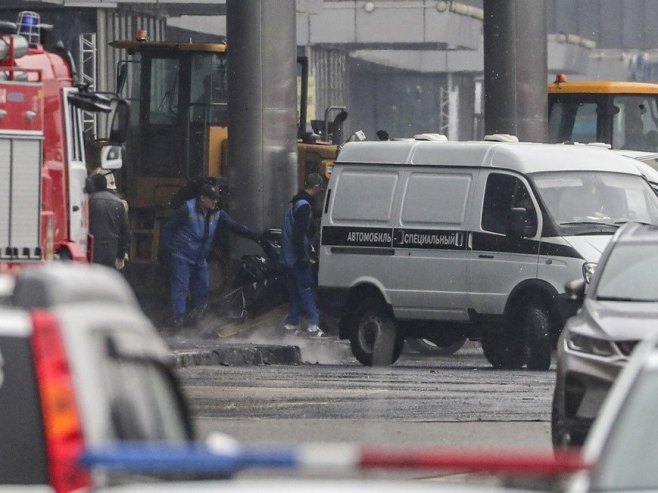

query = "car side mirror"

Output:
[[564, 279, 586, 303]]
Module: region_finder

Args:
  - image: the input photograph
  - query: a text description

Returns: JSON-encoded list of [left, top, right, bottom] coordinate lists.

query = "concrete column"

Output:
[[226, 0, 298, 244], [483, 0, 547, 142]]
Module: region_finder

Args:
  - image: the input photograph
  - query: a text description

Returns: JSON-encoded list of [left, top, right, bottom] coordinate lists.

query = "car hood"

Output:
[[562, 235, 612, 263], [581, 299, 658, 340]]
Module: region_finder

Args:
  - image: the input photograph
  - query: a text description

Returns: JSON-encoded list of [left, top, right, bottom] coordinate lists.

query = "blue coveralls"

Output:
[[280, 194, 320, 326], [166, 198, 255, 318]]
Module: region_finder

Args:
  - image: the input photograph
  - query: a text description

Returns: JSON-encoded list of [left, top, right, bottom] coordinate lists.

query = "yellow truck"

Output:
[[548, 75, 658, 152]]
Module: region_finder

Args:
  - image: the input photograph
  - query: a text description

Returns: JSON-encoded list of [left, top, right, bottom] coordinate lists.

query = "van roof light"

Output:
[[555, 73, 568, 83], [484, 134, 519, 143], [414, 133, 448, 141]]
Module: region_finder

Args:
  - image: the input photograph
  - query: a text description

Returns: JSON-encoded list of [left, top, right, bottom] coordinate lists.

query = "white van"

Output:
[[318, 140, 658, 369]]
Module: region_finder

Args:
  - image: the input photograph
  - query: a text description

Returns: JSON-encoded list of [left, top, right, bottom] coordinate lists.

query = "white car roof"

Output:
[[336, 141, 645, 176]]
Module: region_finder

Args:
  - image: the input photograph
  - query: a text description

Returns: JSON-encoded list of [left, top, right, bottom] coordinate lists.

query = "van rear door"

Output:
[[319, 167, 397, 291]]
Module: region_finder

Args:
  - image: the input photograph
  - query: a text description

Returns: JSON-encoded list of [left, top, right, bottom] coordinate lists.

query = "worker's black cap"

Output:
[[199, 183, 220, 200], [90, 173, 108, 192]]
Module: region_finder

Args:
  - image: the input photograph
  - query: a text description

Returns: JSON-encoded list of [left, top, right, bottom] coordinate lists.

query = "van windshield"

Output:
[[531, 171, 658, 233]]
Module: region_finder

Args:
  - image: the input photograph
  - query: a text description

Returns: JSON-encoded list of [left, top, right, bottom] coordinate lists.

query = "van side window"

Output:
[[332, 171, 398, 222], [482, 173, 536, 235], [401, 172, 471, 225]]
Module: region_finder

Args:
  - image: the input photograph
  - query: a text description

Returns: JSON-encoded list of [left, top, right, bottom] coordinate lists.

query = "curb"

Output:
[[172, 344, 302, 368]]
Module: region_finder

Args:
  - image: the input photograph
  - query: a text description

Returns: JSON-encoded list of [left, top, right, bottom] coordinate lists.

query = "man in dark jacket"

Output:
[[89, 173, 130, 270], [166, 183, 259, 326], [280, 173, 325, 337]]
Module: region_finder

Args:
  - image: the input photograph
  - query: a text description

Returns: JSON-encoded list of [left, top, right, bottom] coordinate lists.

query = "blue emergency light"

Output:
[[16, 11, 40, 45]]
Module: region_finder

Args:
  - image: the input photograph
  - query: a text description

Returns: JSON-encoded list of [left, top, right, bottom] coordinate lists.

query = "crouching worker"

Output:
[[166, 184, 259, 327]]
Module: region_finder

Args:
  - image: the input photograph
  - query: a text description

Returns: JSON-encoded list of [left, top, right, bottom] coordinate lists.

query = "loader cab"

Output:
[[112, 39, 228, 208], [548, 78, 658, 152]]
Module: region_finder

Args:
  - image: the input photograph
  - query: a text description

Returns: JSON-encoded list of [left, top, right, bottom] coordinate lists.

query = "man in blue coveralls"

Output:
[[166, 183, 259, 327], [280, 173, 326, 337]]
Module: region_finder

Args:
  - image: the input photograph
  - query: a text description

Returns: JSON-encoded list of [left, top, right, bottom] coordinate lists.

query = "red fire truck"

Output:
[[0, 12, 128, 273]]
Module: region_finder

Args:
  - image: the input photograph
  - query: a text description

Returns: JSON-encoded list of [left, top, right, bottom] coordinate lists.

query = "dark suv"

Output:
[[0, 263, 193, 492]]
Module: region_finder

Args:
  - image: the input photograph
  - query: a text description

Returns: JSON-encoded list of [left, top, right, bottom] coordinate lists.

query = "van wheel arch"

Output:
[[505, 281, 562, 336], [506, 281, 559, 371], [339, 284, 389, 339]]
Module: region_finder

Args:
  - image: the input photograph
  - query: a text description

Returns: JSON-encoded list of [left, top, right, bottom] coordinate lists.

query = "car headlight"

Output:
[[582, 262, 597, 284], [566, 332, 615, 357]]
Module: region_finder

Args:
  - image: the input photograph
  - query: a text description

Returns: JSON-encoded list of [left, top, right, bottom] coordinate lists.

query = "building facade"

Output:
[[2, 0, 656, 141]]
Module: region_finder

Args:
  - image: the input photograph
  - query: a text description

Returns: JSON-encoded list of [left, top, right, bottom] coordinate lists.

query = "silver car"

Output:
[[0, 263, 193, 492], [551, 222, 658, 448], [568, 332, 658, 492]]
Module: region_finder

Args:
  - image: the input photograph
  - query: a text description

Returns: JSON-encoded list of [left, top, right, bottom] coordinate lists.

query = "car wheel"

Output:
[[349, 296, 402, 366], [522, 301, 552, 371], [407, 337, 466, 356], [481, 324, 525, 369]]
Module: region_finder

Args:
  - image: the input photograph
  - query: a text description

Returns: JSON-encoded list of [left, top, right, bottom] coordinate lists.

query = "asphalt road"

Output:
[[176, 341, 556, 450]]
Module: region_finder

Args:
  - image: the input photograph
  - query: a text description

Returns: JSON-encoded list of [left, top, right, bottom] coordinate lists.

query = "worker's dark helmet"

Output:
[[199, 183, 220, 201]]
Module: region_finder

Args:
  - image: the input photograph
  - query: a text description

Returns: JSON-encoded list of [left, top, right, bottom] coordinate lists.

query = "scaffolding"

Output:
[[439, 85, 450, 137], [79, 32, 97, 137]]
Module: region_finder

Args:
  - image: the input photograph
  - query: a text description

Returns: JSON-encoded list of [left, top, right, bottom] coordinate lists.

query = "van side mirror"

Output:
[[506, 207, 533, 238]]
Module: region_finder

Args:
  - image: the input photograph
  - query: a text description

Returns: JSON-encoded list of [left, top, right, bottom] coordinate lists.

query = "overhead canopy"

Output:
[[0, 0, 226, 16]]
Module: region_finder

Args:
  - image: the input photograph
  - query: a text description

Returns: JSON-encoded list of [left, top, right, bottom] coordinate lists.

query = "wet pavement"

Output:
[[162, 304, 351, 368]]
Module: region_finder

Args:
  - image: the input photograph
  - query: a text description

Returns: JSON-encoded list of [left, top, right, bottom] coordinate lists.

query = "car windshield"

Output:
[[590, 357, 658, 491], [595, 243, 658, 302], [532, 171, 658, 233]]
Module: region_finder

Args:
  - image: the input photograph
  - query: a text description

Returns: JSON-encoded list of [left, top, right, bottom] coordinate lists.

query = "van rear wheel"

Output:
[[481, 324, 525, 369], [349, 297, 402, 366], [523, 302, 552, 371]]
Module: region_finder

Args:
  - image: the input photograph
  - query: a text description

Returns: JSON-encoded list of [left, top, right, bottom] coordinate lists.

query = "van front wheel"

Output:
[[349, 297, 402, 366], [481, 324, 525, 369], [522, 302, 552, 371]]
